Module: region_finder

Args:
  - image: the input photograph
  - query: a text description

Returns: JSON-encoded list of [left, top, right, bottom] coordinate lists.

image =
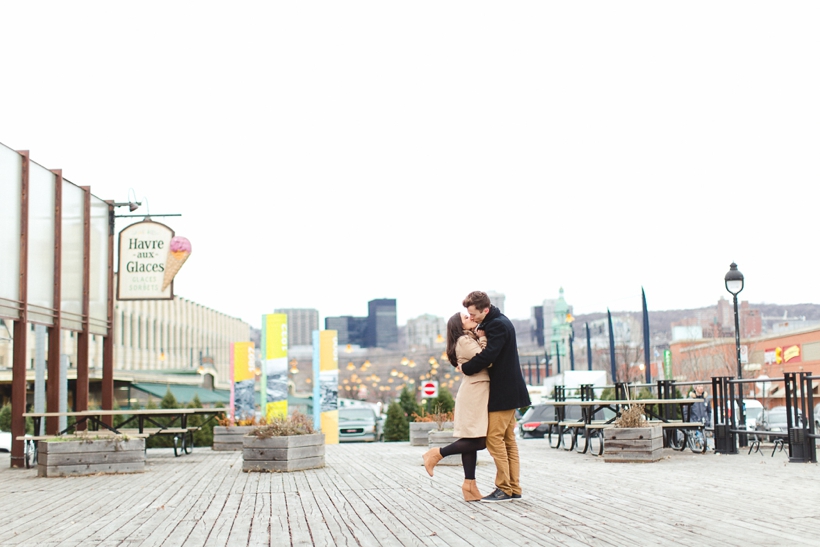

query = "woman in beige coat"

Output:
[[422, 312, 490, 501]]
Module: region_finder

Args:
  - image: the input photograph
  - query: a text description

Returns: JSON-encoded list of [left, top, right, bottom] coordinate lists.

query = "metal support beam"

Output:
[[46, 169, 63, 435], [102, 201, 115, 426], [75, 186, 92, 429], [10, 151, 30, 468]]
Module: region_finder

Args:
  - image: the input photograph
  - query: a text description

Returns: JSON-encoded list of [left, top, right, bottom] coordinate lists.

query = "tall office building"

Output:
[[406, 314, 445, 348], [365, 299, 398, 348], [325, 316, 367, 346], [487, 291, 506, 314], [274, 308, 319, 347]]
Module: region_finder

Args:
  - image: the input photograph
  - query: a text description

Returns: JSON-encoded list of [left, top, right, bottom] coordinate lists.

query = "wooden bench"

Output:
[[21, 408, 221, 461]]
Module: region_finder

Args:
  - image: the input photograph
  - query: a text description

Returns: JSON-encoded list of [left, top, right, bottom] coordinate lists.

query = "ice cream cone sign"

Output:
[[162, 236, 192, 291]]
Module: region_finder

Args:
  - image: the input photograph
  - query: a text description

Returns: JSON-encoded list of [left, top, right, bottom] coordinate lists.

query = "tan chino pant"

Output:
[[486, 409, 521, 496]]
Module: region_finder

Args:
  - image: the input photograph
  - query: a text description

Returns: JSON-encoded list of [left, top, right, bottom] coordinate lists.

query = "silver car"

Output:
[[338, 407, 383, 442]]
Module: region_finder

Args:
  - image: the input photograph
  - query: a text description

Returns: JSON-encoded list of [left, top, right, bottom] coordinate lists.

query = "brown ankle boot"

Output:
[[422, 447, 443, 476], [462, 479, 483, 501]]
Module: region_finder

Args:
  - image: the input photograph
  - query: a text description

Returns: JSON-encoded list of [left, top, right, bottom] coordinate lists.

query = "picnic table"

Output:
[[546, 398, 701, 455], [19, 408, 224, 467]]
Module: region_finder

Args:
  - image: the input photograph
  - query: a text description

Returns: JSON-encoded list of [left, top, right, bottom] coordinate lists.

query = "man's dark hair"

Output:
[[462, 291, 491, 310]]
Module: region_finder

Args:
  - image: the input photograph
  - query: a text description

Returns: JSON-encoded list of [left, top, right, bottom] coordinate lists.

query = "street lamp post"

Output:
[[724, 262, 744, 380], [724, 261, 746, 446]]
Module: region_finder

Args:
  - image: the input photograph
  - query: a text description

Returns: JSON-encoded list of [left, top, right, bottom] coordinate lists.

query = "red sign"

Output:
[[421, 381, 438, 398]]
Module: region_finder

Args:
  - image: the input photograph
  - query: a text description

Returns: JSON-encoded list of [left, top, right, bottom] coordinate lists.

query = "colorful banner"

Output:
[[783, 345, 801, 364], [313, 330, 339, 444], [230, 341, 256, 421], [262, 313, 288, 419]]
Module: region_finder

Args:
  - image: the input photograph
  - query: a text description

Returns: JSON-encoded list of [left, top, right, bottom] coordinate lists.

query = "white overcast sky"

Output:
[[2, 2, 819, 329]]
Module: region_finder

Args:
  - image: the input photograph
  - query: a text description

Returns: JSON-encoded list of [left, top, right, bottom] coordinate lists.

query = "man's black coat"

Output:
[[461, 305, 531, 412]]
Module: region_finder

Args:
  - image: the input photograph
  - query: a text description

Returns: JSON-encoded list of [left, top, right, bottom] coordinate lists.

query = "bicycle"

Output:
[[685, 426, 707, 453]]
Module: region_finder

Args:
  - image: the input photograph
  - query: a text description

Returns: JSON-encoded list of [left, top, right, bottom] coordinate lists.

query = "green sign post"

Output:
[[663, 349, 672, 379]]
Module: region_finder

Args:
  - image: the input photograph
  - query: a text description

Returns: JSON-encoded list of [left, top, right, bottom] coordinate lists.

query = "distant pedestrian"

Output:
[[688, 384, 711, 427], [422, 312, 489, 501]]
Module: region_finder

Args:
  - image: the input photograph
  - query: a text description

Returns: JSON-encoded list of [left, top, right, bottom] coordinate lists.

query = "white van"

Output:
[[743, 399, 764, 431], [714, 399, 763, 431]]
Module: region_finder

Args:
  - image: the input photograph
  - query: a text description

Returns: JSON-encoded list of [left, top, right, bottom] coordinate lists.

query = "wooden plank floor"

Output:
[[1, 438, 818, 546]]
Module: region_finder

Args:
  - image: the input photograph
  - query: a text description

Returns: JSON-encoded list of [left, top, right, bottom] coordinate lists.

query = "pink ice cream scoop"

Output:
[[162, 236, 192, 290], [170, 236, 192, 253]]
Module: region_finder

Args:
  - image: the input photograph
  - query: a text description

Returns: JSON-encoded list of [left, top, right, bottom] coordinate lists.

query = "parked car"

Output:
[[338, 407, 384, 442], [518, 404, 555, 438], [754, 406, 803, 442], [0, 431, 10, 453]]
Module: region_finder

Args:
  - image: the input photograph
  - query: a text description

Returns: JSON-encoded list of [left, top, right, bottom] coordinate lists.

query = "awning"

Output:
[[130, 382, 230, 405]]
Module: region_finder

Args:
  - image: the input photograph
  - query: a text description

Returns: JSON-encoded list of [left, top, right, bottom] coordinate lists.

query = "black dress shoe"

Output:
[[480, 488, 513, 503], [512, 493, 522, 499]]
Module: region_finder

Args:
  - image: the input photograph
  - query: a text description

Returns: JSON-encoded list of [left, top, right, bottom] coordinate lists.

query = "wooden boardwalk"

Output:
[[0, 438, 818, 546]]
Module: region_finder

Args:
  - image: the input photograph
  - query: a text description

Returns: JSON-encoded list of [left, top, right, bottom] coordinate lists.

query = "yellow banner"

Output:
[[264, 313, 288, 418], [320, 330, 338, 372], [320, 330, 339, 444], [265, 314, 288, 360], [233, 341, 255, 382]]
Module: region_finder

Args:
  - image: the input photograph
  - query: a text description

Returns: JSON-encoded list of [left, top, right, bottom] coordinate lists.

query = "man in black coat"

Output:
[[457, 291, 531, 502]]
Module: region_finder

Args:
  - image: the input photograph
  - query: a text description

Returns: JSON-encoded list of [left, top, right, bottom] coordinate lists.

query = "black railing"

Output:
[[711, 374, 816, 463], [712, 376, 740, 454], [784, 372, 817, 463]]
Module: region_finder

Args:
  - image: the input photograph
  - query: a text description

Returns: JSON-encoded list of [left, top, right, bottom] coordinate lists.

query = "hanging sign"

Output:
[[118, 220, 191, 300]]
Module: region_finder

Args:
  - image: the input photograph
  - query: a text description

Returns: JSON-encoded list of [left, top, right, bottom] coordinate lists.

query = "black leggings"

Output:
[[439, 437, 486, 480]]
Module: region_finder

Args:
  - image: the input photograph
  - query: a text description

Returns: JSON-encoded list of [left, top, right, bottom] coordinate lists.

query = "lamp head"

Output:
[[129, 202, 139, 212], [724, 262, 744, 295]]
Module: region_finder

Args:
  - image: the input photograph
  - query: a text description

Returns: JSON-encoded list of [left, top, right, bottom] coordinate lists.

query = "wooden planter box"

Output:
[[38, 437, 146, 477], [428, 430, 460, 466], [410, 422, 453, 446], [213, 425, 256, 451], [410, 422, 437, 446], [603, 426, 663, 463], [242, 433, 325, 472]]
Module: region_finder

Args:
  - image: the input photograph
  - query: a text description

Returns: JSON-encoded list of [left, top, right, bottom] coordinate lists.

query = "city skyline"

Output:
[[2, 4, 818, 331]]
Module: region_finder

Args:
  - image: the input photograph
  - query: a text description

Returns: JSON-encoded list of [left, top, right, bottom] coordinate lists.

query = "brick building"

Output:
[[670, 326, 820, 407]]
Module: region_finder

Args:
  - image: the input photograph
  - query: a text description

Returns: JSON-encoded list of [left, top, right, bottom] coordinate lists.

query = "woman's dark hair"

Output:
[[445, 312, 464, 367]]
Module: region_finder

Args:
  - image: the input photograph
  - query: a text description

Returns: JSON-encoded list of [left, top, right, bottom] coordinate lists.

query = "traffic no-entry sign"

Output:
[[421, 381, 438, 398]]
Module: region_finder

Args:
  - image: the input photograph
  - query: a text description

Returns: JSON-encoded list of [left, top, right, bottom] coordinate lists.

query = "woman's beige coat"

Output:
[[452, 333, 490, 438]]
